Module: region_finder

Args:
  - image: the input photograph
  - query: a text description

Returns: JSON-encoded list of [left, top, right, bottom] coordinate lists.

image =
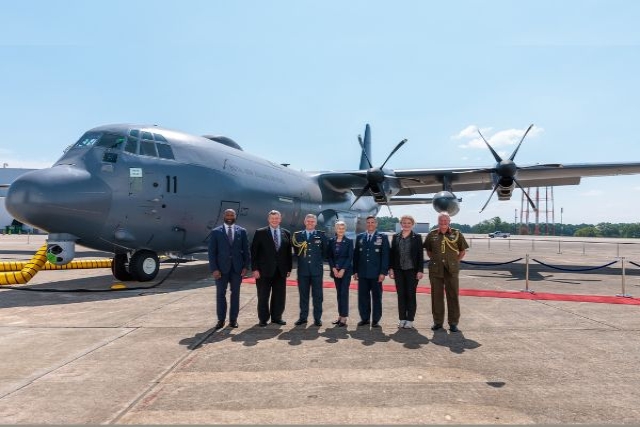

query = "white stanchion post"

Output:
[[616, 257, 632, 298], [521, 254, 534, 293]]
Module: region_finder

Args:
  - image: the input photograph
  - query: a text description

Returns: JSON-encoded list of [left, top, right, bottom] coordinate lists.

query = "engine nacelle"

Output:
[[496, 181, 515, 201], [432, 191, 460, 216], [46, 233, 78, 265]]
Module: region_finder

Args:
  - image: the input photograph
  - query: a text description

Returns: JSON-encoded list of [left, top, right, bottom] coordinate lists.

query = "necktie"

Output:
[[273, 229, 279, 250], [227, 226, 233, 244], [367, 234, 372, 243], [306, 231, 311, 241]]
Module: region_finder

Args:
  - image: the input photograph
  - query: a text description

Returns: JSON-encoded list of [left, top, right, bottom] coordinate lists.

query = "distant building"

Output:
[[0, 168, 38, 233]]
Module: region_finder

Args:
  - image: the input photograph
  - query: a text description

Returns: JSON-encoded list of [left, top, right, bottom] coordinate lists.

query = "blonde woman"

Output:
[[389, 215, 424, 329], [326, 221, 354, 327]]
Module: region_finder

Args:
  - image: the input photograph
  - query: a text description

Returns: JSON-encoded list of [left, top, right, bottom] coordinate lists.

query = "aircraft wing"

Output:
[[391, 163, 640, 196]]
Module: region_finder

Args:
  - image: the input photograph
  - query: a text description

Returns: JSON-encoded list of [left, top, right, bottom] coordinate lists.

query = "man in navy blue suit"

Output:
[[353, 215, 389, 328], [208, 209, 250, 329]]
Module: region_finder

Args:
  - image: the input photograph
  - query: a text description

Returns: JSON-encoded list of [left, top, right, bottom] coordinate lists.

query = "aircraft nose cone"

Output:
[[6, 166, 112, 233]]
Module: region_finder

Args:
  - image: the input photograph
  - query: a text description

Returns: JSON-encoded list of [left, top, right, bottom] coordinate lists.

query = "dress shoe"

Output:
[[337, 321, 347, 327], [313, 320, 322, 327], [271, 319, 286, 325], [371, 322, 381, 328], [294, 319, 307, 326], [449, 324, 460, 333], [258, 322, 267, 327], [431, 323, 443, 331], [331, 319, 340, 325], [215, 320, 225, 329], [357, 320, 370, 327], [230, 321, 239, 328]]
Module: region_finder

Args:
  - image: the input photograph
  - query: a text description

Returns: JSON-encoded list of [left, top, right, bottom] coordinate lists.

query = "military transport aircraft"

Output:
[[6, 123, 640, 281]]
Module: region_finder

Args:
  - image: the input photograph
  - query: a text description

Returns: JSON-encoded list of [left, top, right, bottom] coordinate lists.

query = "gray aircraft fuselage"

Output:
[[6, 124, 379, 258]]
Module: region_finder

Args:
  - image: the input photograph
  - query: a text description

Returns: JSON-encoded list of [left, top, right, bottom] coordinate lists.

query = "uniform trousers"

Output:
[[215, 270, 243, 322], [256, 270, 287, 323], [298, 274, 323, 322], [333, 273, 352, 317], [394, 268, 418, 322], [357, 277, 383, 323], [429, 267, 460, 326]]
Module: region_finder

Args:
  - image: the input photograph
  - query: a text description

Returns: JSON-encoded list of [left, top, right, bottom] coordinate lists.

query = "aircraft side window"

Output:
[[73, 132, 101, 149], [153, 133, 167, 142], [140, 140, 158, 157], [156, 143, 175, 160], [129, 129, 140, 138], [95, 133, 125, 149], [124, 137, 139, 154], [142, 131, 154, 140]]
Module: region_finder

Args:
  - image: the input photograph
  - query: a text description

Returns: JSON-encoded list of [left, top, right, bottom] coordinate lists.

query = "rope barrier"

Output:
[[531, 259, 618, 272], [629, 261, 640, 268], [462, 258, 523, 266]]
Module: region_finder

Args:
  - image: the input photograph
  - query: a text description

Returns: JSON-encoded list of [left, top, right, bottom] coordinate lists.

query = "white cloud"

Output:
[[455, 125, 544, 150]]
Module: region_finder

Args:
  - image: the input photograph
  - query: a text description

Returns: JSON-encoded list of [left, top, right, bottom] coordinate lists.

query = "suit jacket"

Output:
[[327, 236, 354, 278], [293, 229, 328, 276], [250, 226, 293, 277], [389, 231, 424, 273], [353, 231, 390, 279], [208, 224, 250, 275]]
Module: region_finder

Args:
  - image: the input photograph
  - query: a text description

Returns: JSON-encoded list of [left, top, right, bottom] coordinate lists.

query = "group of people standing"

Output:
[[207, 209, 468, 333]]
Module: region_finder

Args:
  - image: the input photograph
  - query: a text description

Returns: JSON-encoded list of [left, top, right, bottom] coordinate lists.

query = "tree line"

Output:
[[375, 216, 640, 238]]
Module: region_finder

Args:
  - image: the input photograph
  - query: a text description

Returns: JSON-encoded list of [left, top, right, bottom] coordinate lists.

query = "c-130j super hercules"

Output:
[[6, 123, 640, 281]]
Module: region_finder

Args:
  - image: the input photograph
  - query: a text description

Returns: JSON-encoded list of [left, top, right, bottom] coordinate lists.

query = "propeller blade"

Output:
[[477, 129, 502, 163], [479, 184, 499, 213], [514, 179, 537, 210], [508, 123, 534, 161], [350, 183, 371, 209], [380, 139, 408, 169], [357, 134, 374, 169]]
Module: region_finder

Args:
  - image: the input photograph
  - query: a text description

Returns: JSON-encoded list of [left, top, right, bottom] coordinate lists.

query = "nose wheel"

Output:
[[129, 250, 160, 282], [112, 253, 133, 281]]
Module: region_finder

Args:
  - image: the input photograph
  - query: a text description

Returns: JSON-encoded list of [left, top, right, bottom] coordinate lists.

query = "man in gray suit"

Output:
[[208, 209, 250, 329]]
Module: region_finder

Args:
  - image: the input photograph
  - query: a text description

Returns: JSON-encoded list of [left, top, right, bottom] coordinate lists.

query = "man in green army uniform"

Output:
[[423, 212, 468, 333]]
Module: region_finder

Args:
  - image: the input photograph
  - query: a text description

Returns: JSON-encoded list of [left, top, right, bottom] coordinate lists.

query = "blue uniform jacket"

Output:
[[327, 236, 354, 278], [208, 224, 250, 274], [353, 231, 390, 279], [293, 230, 328, 276]]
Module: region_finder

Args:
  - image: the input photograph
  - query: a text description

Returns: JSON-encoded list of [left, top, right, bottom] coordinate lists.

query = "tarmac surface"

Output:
[[1, 233, 640, 424]]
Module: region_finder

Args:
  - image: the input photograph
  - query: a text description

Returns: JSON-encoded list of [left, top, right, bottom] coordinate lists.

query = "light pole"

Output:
[[514, 208, 518, 235]]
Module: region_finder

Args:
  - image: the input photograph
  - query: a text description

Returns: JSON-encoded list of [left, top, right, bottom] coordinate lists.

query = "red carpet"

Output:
[[241, 278, 640, 305]]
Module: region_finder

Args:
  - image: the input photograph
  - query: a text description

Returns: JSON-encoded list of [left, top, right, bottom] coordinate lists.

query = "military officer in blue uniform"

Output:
[[353, 215, 390, 328], [293, 214, 328, 327]]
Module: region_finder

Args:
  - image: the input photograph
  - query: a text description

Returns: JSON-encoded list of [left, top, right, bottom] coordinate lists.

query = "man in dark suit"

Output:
[[292, 213, 328, 327], [208, 209, 250, 329], [353, 215, 389, 328], [250, 210, 293, 327]]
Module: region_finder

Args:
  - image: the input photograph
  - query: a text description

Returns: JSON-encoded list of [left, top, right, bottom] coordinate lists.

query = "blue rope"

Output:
[[461, 258, 523, 266], [532, 259, 618, 271]]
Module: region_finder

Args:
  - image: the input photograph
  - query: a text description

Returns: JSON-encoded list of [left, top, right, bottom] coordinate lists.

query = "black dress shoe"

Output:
[[431, 323, 443, 331], [215, 320, 225, 329], [314, 320, 322, 326], [294, 319, 307, 326], [331, 319, 340, 325], [258, 322, 267, 327], [449, 324, 460, 333], [357, 320, 370, 326], [337, 321, 347, 327], [371, 322, 381, 328], [271, 319, 286, 325], [230, 321, 239, 328]]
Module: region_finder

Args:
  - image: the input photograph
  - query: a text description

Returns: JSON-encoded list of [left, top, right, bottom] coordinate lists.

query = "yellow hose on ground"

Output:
[[0, 245, 113, 285]]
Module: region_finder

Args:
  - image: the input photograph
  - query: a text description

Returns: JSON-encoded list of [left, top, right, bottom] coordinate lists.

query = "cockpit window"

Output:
[[122, 129, 175, 160], [156, 143, 175, 159], [153, 133, 167, 142], [129, 129, 140, 138], [95, 134, 126, 149], [73, 132, 101, 149], [140, 140, 158, 157], [141, 131, 154, 140], [124, 137, 139, 154]]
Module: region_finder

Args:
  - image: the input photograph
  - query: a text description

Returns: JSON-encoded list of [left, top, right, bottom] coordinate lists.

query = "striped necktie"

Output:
[[273, 229, 279, 250]]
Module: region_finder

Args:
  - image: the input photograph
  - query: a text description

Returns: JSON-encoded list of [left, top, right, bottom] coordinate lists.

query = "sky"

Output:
[[1, 0, 640, 226]]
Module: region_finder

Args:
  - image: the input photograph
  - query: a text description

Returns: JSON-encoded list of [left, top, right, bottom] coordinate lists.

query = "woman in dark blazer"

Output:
[[326, 220, 354, 327], [389, 215, 424, 329]]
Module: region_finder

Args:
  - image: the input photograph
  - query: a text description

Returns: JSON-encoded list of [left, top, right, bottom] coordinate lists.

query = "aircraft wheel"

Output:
[[129, 250, 160, 282], [112, 253, 133, 281]]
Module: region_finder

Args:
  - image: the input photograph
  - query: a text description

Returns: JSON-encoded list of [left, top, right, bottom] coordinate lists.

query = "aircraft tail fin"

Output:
[[358, 124, 372, 170]]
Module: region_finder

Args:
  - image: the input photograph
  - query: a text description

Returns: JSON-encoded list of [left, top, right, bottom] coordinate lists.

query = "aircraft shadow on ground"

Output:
[[0, 262, 213, 309]]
